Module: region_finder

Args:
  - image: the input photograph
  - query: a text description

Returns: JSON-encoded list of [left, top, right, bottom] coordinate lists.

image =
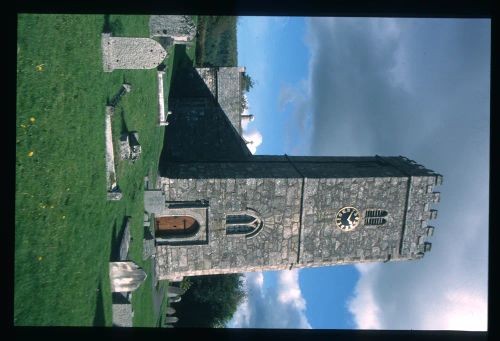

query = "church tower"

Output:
[[148, 60, 442, 281], [145, 155, 442, 281]]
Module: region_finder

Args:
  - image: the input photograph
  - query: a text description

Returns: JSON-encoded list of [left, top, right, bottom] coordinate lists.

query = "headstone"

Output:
[[169, 296, 181, 303], [102, 33, 167, 72], [129, 132, 141, 162], [107, 189, 123, 201], [119, 134, 131, 160], [164, 316, 179, 324], [119, 217, 131, 261], [112, 303, 133, 327], [105, 105, 121, 199], [109, 261, 147, 292], [158, 70, 168, 126], [143, 227, 155, 260], [110, 84, 131, 106], [166, 307, 176, 315], [111, 293, 133, 327], [166, 286, 185, 296], [123, 83, 132, 92]]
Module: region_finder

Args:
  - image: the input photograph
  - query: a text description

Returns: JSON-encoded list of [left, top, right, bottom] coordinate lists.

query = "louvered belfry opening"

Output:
[[364, 209, 388, 226]]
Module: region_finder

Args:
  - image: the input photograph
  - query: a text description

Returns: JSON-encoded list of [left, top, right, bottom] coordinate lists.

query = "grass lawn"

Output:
[[15, 14, 185, 326]]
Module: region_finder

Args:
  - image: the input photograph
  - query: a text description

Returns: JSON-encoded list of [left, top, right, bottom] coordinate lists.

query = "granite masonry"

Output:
[[138, 19, 443, 282], [147, 155, 442, 281]]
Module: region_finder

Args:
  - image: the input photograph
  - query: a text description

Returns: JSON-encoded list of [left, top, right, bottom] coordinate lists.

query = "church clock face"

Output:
[[336, 207, 360, 231]]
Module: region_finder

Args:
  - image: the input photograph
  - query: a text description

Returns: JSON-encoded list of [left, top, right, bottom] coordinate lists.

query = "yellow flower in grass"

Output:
[[30, 117, 36, 123], [20, 124, 26, 128], [27, 151, 34, 157], [37, 256, 43, 261], [35, 64, 45, 72], [62, 215, 66, 219]]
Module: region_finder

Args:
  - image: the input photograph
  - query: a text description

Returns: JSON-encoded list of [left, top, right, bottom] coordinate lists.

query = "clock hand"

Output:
[[347, 211, 353, 224]]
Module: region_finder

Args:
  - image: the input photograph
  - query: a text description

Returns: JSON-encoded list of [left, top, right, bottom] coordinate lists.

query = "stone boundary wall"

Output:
[[149, 15, 196, 41]]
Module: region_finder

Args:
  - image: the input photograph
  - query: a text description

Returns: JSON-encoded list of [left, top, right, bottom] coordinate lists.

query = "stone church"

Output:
[[144, 40, 443, 282]]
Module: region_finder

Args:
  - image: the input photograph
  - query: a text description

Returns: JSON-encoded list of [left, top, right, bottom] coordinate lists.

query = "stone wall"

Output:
[[149, 15, 196, 41], [159, 64, 251, 169], [217, 67, 243, 135], [299, 176, 408, 265], [154, 171, 303, 280], [153, 155, 441, 280]]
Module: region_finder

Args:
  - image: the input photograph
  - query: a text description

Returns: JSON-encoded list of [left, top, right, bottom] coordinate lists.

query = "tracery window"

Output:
[[225, 209, 263, 237], [364, 209, 388, 226]]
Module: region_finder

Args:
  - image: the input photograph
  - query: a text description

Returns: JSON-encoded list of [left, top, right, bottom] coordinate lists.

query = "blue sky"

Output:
[[230, 17, 490, 330]]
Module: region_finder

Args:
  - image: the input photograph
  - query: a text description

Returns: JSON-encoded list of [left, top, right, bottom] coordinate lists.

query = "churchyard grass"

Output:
[[15, 14, 177, 326]]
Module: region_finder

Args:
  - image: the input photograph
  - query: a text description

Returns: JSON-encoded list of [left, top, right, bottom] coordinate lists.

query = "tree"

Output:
[[241, 72, 254, 92], [173, 274, 246, 328]]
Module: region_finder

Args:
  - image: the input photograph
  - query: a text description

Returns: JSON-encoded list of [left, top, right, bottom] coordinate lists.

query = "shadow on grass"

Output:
[[102, 15, 124, 35], [93, 282, 105, 326], [120, 109, 129, 136], [103, 14, 111, 33], [109, 216, 130, 262]]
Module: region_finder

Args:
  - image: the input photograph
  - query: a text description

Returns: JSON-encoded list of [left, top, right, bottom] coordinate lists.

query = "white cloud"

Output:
[[229, 270, 312, 328], [347, 262, 488, 331], [277, 270, 307, 310], [304, 17, 489, 331], [279, 80, 313, 154], [347, 265, 382, 329], [242, 130, 263, 155]]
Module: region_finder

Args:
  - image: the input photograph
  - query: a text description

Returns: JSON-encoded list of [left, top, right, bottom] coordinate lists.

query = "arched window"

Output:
[[364, 209, 388, 226], [225, 209, 263, 238]]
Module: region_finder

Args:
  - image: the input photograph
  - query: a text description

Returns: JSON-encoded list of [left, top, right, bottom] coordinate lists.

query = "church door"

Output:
[[155, 216, 200, 238]]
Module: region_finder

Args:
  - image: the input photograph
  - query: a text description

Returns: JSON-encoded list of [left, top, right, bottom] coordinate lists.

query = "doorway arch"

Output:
[[155, 215, 200, 239]]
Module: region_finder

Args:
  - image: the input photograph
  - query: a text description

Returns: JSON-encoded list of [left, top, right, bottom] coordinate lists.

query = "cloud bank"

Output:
[[229, 270, 311, 328], [299, 17, 490, 330]]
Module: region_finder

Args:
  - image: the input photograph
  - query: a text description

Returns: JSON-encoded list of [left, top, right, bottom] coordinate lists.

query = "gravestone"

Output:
[[109, 261, 147, 292], [164, 316, 179, 324], [169, 296, 181, 303], [110, 83, 132, 106], [119, 134, 131, 160], [102, 33, 167, 72], [119, 132, 141, 162], [119, 217, 131, 261], [166, 307, 176, 315], [112, 292, 133, 327], [166, 286, 185, 296], [143, 227, 155, 260], [112, 303, 133, 327], [129, 132, 141, 162]]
